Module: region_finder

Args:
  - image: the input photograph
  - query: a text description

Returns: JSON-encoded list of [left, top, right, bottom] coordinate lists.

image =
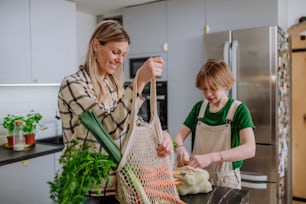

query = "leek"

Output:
[[79, 111, 121, 164]]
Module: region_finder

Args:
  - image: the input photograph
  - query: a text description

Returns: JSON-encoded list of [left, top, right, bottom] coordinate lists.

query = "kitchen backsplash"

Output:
[[0, 85, 61, 144]]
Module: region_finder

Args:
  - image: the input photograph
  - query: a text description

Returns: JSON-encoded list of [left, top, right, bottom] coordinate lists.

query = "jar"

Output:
[[13, 120, 25, 151]]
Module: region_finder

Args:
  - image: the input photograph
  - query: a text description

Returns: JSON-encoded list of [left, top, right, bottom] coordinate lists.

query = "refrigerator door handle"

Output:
[[223, 41, 230, 65], [241, 181, 268, 189], [230, 40, 238, 99], [241, 172, 268, 182]]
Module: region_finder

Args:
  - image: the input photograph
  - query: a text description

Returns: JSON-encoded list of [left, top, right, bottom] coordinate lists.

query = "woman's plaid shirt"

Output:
[[58, 68, 144, 196]]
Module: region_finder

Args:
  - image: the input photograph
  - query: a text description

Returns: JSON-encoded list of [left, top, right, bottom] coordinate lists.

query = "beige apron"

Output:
[[192, 99, 242, 189]]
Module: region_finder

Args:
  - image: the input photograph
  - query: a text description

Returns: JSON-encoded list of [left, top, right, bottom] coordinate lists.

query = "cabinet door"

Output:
[[30, 0, 77, 83], [123, 1, 167, 54], [292, 50, 306, 199], [166, 0, 205, 149], [0, 0, 32, 84], [0, 154, 54, 204], [205, 0, 278, 32], [54, 151, 61, 174]]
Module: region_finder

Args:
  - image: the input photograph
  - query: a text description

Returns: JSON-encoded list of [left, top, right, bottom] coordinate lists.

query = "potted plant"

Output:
[[1, 114, 24, 146], [22, 110, 47, 145]]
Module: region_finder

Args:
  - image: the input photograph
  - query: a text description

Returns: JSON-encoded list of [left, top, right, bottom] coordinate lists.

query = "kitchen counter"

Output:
[[0, 138, 248, 204], [0, 142, 63, 166], [180, 186, 249, 204]]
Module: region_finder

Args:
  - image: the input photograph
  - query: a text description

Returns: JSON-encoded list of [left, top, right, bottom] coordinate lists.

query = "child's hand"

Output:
[[176, 146, 190, 167]]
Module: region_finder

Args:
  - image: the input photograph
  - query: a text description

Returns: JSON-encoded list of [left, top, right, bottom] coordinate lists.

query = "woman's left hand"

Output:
[[156, 131, 173, 157]]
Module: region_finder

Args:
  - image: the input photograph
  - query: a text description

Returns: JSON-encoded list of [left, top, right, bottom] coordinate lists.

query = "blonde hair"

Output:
[[83, 20, 130, 103], [196, 59, 235, 91]]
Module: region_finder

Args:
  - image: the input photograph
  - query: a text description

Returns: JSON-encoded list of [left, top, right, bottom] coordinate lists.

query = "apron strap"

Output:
[[197, 99, 209, 120], [197, 99, 241, 122], [226, 100, 242, 122]]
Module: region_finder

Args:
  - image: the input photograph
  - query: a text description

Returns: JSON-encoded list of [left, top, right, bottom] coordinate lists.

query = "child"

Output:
[[173, 59, 256, 189]]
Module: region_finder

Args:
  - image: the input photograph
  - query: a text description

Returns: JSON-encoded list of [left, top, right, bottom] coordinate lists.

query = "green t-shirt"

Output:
[[183, 98, 255, 169]]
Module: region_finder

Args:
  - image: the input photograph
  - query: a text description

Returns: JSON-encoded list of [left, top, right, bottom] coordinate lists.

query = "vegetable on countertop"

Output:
[[173, 166, 213, 196]]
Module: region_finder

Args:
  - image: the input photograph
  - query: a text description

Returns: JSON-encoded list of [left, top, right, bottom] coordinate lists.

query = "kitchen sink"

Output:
[[36, 135, 64, 146]]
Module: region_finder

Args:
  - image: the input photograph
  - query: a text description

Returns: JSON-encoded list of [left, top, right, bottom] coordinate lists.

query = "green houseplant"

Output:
[[22, 111, 47, 145], [1, 114, 24, 146]]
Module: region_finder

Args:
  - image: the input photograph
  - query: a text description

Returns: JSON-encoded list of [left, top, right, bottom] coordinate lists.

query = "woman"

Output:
[[173, 59, 256, 189], [58, 20, 172, 203]]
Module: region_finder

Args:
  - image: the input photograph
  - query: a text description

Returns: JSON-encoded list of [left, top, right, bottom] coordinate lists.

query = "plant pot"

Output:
[[24, 134, 35, 145], [7, 136, 13, 147]]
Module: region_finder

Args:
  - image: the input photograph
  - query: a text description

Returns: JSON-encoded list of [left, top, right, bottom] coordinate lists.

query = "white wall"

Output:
[[0, 85, 60, 144], [287, 0, 306, 28]]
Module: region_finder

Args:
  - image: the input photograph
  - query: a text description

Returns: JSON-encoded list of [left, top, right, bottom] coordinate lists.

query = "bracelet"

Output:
[[173, 140, 184, 149], [218, 151, 224, 162]]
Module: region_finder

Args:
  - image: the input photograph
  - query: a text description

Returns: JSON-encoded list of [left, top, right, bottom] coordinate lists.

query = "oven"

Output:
[[124, 81, 168, 130]]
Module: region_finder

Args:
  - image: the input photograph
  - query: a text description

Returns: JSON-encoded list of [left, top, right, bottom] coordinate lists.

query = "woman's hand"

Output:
[[136, 57, 164, 93], [156, 130, 173, 157]]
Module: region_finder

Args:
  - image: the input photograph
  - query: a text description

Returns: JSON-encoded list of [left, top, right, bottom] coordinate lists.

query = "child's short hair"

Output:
[[195, 59, 235, 91]]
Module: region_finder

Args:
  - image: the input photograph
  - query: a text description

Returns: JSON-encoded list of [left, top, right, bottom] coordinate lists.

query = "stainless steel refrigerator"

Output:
[[204, 26, 290, 204]]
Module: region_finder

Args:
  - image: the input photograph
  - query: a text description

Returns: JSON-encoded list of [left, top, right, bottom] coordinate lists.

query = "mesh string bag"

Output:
[[116, 70, 183, 204]]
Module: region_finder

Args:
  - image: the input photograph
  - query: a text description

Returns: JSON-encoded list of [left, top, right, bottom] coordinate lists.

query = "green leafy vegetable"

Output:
[[48, 140, 117, 204]]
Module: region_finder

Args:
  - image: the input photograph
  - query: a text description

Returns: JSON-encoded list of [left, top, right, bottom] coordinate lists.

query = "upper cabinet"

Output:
[[30, 0, 77, 83], [205, 0, 287, 33], [0, 0, 32, 84], [123, 1, 167, 55], [0, 0, 76, 84]]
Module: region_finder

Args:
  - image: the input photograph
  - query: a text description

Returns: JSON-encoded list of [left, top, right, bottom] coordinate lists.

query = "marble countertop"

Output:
[[180, 186, 249, 204], [0, 143, 63, 166]]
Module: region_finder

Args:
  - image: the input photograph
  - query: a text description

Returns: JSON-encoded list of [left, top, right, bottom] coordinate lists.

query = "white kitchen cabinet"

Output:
[[30, 0, 77, 83], [123, 1, 167, 55], [0, 0, 32, 84], [54, 151, 62, 174], [0, 154, 54, 204], [0, 0, 76, 84]]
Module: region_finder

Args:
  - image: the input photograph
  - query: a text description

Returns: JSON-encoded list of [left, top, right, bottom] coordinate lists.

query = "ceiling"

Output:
[[68, 0, 160, 16]]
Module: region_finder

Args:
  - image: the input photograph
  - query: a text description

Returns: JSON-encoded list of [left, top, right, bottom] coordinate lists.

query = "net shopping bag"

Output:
[[116, 70, 183, 204]]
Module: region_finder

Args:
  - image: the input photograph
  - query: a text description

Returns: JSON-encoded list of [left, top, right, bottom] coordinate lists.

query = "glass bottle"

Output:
[[13, 120, 25, 151]]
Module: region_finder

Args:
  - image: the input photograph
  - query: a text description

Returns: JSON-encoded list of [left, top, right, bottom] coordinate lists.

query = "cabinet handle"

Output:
[[205, 25, 210, 34], [163, 43, 168, 52], [22, 159, 30, 166], [304, 113, 306, 122]]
